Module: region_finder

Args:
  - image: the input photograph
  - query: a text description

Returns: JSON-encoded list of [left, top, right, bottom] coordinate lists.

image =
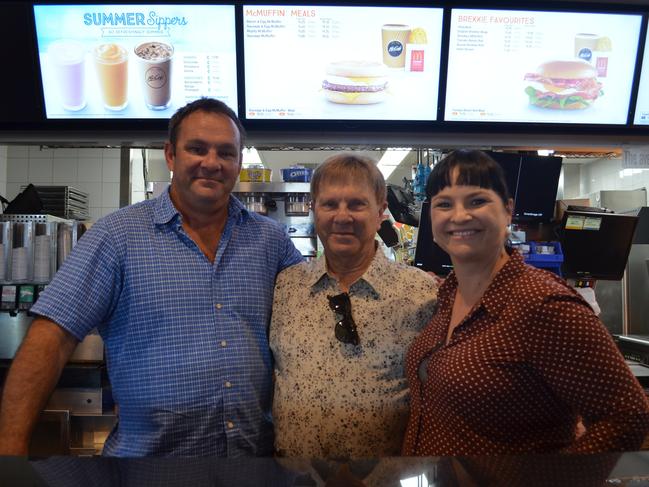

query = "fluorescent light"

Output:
[[400, 474, 428, 487], [377, 148, 412, 179], [242, 147, 263, 167], [537, 149, 555, 156]]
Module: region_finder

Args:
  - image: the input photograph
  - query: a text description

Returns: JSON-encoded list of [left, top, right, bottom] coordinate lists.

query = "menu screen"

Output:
[[445, 9, 642, 124], [243, 5, 443, 120], [33, 4, 238, 119], [634, 30, 649, 125]]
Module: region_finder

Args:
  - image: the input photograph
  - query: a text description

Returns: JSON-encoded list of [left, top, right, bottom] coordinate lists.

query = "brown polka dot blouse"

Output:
[[403, 249, 649, 456]]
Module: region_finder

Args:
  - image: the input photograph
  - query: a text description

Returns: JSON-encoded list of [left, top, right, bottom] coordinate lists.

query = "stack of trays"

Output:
[[22, 186, 89, 221]]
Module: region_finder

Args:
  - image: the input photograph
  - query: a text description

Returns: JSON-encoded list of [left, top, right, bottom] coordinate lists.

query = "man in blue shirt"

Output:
[[0, 99, 302, 456]]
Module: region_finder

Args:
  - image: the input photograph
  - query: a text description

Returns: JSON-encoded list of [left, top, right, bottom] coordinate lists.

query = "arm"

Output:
[[0, 317, 78, 455], [528, 295, 649, 453]]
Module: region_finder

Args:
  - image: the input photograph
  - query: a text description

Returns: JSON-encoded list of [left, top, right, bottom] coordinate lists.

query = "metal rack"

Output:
[[20, 185, 90, 221]]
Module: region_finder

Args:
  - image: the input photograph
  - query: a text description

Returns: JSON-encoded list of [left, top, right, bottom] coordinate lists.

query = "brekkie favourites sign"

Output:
[[445, 9, 642, 124], [33, 5, 238, 119], [243, 5, 444, 121]]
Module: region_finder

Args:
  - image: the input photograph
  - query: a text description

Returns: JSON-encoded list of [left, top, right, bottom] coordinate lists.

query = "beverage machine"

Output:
[[234, 181, 317, 259]]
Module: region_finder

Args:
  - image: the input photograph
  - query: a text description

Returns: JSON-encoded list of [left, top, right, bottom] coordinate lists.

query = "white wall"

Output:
[[563, 157, 649, 204], [5, 145, 121, 222]]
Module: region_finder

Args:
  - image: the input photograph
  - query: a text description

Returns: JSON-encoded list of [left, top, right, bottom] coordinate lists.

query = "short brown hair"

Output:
[[167, 98, 246, 153], [426, 149, 511, 205], [311, 153, 387, 204]]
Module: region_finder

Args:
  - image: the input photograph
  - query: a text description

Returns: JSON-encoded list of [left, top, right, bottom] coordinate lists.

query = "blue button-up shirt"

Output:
[[31, 190, 303, 456]]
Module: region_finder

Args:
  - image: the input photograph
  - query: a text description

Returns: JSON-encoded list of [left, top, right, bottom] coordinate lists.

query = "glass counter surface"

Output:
[[2, 451, 649, 486]]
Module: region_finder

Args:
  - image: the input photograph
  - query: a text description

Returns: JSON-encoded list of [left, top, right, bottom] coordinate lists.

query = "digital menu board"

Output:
[[445, 9, 642, 124], [634, 30, 649, 125], [243, 5, 443, 121], [33, 4, 238, 119]]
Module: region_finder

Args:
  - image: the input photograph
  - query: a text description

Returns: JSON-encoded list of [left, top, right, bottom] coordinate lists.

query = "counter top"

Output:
[[2, 451, 649, 487]]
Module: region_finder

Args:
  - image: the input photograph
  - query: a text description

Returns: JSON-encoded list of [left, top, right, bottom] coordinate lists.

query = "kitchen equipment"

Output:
[[234, 182, 316, 258], [285, 193, 311, 216], [241, 193, 268, 215]]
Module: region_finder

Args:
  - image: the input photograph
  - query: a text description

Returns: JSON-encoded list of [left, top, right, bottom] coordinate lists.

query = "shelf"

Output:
[[234, 182, 310, 193]]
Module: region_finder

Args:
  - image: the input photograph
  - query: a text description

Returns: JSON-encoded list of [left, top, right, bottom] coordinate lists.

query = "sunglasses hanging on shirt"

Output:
[[327, 292, 360, 346]]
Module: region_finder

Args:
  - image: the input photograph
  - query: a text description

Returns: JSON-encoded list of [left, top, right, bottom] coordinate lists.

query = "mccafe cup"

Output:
[[135, 41, 174, 110], [382, 24, 411, 68], [94, 43, 128, 111], [49, 40, 87, 111]]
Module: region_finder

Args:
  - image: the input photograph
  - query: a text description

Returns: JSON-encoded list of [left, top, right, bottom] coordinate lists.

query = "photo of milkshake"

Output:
[[48, 40, 86, 111], [94, 43, 128, 111], [135, 42, 174, 110]]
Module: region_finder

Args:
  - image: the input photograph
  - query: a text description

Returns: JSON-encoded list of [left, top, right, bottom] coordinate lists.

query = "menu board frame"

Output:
[[31, 2, 239, 123], [442, 6, 644, 126], [1, 1, 648, 137], [240, 4, 445, 123]]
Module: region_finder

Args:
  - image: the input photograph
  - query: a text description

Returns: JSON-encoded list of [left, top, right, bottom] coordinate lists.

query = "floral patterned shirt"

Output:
[[270, 249, 437, 458]]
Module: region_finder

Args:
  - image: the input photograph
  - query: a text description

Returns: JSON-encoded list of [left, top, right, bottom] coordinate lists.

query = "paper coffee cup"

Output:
[[135, 42, 174, 110], [574, 33, 598, 62], [382, 24, 410, 68]]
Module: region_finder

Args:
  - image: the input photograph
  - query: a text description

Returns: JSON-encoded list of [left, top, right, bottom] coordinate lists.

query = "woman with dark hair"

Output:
[[403, 149, 649, 456]]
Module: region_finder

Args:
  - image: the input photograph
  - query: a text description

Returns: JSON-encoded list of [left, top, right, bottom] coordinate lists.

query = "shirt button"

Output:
[[225, 381, 232, 388], [227, 421, 234, 429], [220, 340, 227, 347], [215, 303, 223, 309]]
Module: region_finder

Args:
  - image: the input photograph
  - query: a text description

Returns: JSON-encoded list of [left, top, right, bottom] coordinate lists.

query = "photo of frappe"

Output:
[[381, 24, 411, 68], [135, 42, 174, 110], [49, 40, 86, 111], [94, 43, 128, 111]]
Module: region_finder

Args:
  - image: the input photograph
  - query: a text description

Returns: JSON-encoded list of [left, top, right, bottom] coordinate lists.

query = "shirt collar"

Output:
[[438, 248, 526, 320], [153, 187, 250, 227], [479, 248, 526, 318], [306, 244, 390, 298]]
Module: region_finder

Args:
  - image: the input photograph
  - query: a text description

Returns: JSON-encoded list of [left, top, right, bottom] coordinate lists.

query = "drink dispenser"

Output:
[[285, 193, 311, 216], [11, 221, 34, 283], [33, 222, 58, 283], [241, 193, 268, 215], [0, 222, 12, 283]]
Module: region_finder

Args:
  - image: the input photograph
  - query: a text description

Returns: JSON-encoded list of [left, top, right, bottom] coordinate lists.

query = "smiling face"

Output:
[[314, 180, 386, 263], [164, 110, 242, 215], [430, 168, 513, 266]]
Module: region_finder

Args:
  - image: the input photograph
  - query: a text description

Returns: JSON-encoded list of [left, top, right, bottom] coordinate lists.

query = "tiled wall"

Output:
[[4, 145, 121, 222]]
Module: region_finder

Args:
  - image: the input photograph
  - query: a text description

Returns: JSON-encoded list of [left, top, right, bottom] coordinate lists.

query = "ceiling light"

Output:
[[377, 148, 412, 179], [242, 147, 263, 167], [537, 149, 555, 156]]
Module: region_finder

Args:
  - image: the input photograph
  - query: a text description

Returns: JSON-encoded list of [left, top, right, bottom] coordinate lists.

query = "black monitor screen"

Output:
[[561, 211, 638, 280], [485, 151, 521, 202], [414, 200, 453, 276], [514, 155, 562, 223]]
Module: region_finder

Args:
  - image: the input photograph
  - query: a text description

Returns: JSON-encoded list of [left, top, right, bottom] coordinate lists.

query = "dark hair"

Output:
[[311, 153, 387, 204], [425, 149, 511, 205], [167, 98, 246, 153]]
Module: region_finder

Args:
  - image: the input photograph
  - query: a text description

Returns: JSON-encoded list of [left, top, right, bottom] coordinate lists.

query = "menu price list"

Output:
[[245, 10, 341, 40], [454, 23, 543, 53], [182, 54, 226, 104]]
